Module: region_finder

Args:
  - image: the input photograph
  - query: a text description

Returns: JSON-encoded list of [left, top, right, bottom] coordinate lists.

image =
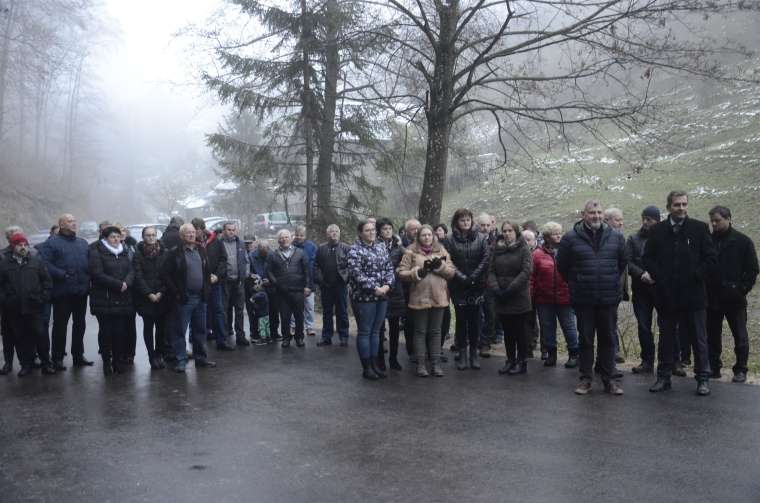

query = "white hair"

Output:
[[179, 223, 196, 234], [521, 229, 536, 241], [404, 219, 421, 231], [326, 224, 340, 233], [5, 225, 22, 239], [476, 213, 491, 225], [583, 200, 602, 212], [604, 207, 623, 220], [295, 225, 307, 234], [277, 229, 292, 239]]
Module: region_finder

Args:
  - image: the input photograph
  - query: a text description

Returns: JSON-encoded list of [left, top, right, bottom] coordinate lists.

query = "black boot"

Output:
[[371, 358, 387, 378], [564, 352, 579, 369], [388, 356, 402, 371], [544, 350, 557, 367], [649, 377, 672, 393], [0, 361, 12, 375], [457, 347, 468, 370], [498, 360, 515, 375], [508, 360, 527, 375], [632, 361, 654, 374], [361, 359, 379, 380], [102, 356, 113, 376], [696, 380, 710, 396], [375, 353, 387, 372]]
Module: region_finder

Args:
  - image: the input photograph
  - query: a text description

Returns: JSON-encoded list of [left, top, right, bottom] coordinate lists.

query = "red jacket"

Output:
[[530, 246, 571, 305]]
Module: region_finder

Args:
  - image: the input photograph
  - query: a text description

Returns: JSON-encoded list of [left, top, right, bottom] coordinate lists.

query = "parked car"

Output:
[[254, 211, 292, 236], [79, 220, 99, 241]]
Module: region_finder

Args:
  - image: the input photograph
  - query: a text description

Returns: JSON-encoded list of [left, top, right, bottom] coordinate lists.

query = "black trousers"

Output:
[[500, 312, 529, 362], [658, 309, 710, 381], [454, 304, 481, 354], [96, 314, 129, 362], [224, 279, 246, 339], [403, 308, 416, 357], [1, 312, 15, 365], [51, 294, 88, 361], [575, 304, 616, 382], [379, 316, 401, 361], [267, 290, 281, 339], [141, 314, 166, 359], [707, 305, 749, 374], [126, 314, 137, 359], [6, 311, 49, 367], [441, 306, 451, 348], [278, 291, 304, 342]]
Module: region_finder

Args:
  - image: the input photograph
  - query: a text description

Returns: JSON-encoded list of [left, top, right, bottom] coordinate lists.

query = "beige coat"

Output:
[[398, 242, 455, 310]]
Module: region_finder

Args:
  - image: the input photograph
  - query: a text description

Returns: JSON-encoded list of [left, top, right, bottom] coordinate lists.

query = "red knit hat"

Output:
[[8, 233, 28, 247]]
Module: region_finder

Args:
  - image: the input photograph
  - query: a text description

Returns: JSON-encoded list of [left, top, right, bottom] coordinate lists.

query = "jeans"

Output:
[[412, 308, 445, 363], [575, 304, 616, 382], [500, 312, 530, 362], [707, 305, 749, 374], [632, 294, 659, 364], [304, 292, 315, 332], [174, 294, 209, 366], [6, 311, 50, 367], [96, 314, 129, 362], [454, 304, 481, 354], [209, 283, 228, 345], [657, 309, 710, 381], [224, 279, 246, 339], [320, 284, 349, 342], [536, 304, 579, 354], [279, 290, 305, 342], [51, 294, 88, 361], [355, 300, 387, 359]]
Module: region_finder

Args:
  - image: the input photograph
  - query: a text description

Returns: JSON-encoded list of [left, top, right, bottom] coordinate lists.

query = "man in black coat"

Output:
[[643, 190, 718, 396], [267, 229, 312, 348], [315, 224, 350, 347], [161, 224, 217, 373], [557, 200, 626, 396], [706, 206, 758, 383], [160, 216, 184, 251], [0, 233, 55, 376]]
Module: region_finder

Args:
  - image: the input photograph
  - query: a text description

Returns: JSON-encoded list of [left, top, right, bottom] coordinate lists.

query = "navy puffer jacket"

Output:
[[556, 221, 626, 306], [39, 232, 90, 298]]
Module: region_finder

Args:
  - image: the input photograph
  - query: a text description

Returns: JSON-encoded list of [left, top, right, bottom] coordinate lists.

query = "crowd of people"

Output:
[[0, 190, 757, 397]]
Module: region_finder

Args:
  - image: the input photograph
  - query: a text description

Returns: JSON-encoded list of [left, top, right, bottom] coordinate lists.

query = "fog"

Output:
[[0, 0, 758, 234]]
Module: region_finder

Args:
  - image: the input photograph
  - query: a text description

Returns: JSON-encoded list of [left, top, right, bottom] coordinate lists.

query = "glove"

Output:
[[417, 267, 429, 279], [427, 256, 442, 271]]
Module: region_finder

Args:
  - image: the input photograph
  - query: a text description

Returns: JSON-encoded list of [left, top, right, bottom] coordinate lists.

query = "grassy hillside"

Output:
[[443, 62, 760, 374]]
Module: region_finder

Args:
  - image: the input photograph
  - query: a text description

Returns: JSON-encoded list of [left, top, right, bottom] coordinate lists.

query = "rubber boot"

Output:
[[457, 347, 468, 371], [469, 347, 481, 370], [544, 349, 557, 367], [361, 359, 379, 380]]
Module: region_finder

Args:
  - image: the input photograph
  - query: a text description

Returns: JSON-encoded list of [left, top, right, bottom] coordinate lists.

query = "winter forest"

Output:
[[1, 0, 759, 234]]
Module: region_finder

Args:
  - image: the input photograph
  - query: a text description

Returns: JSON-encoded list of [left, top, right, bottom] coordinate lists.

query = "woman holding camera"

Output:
[[398, 225, 455, 377]]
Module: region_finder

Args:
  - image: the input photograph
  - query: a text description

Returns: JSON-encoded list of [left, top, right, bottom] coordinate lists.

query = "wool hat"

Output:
[[641, 206, 661, 221], [8, 233, 28, 247]]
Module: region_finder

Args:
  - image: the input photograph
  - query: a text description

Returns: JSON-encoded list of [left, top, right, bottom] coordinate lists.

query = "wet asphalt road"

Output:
[[1, 316, 759, 503]]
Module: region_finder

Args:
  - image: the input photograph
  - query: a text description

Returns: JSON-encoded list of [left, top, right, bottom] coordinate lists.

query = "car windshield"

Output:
[[270, 212, 288, 222]]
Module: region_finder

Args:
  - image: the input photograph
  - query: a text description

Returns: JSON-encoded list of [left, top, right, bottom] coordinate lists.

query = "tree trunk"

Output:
[[417, 3, 458, 225], [314, 0, 339, 229], [0, 0, 16, 142], [300, 0, 315, 228], [418, 118, 451, 224]]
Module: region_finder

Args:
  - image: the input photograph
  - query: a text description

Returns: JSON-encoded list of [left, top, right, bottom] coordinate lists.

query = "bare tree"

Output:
[[359, 0, 759, 224]]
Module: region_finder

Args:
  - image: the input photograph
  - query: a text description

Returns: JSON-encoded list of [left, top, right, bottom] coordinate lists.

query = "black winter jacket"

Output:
[[39, 232, 90, 298], [315, 241, 350, 286], [626, 228, 655, 300], [382, 237, 407, 318], [266, 247, 312, 293], [556, 221, 626, 306], [133, 242, 169, 318], [707, 226, 758, 309], [205, 238, 229, 281], [643, 216, 717, 312], [161, 245, 212, 304], [487, 237, 533, 315], [444, 229, 490, 305], [0, 251, 52, 315], [160, 225, 181, 251], [89, 242, 135, 317]]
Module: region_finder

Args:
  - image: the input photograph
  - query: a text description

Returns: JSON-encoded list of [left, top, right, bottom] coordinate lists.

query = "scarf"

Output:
[[101, 239, 124, 256], [419, 243, 433, 255], [143, 242, 160, 258]]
